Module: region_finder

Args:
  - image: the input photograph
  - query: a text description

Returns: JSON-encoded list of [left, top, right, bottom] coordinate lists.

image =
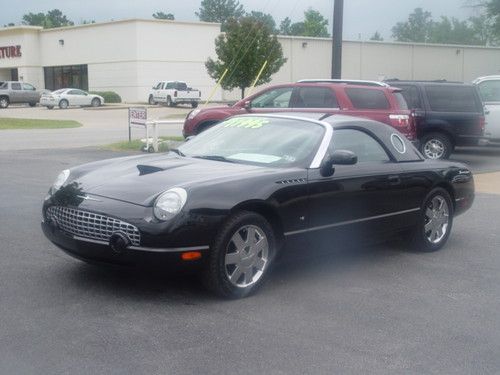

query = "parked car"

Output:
[[42, 113, 474, 298], [0, 81, 45, 108], [183, 82, 415, 141], [39, 89, 104, 109], [472, 75, 500, 145], [148, 81, 201, 107], [385, 80, 485, 159]]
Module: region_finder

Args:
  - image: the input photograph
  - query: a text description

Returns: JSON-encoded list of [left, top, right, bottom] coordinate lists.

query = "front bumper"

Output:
[[42, 220, 208, 267]]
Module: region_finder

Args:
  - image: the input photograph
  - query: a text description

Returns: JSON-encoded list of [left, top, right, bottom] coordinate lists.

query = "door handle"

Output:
[[388, 175, 401, 185]]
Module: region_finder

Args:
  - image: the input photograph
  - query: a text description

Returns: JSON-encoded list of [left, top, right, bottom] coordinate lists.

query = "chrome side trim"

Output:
[[284, 208, 421, 236], [73, 235, 209, 253]]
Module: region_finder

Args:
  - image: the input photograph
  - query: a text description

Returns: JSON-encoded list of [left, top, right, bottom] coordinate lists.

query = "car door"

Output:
[[306, 128, 408, 245], [66, 90, 84, 106], [22, 83, 38, 102], [10, 82, 22, 103], [476, 79, 500, 139]]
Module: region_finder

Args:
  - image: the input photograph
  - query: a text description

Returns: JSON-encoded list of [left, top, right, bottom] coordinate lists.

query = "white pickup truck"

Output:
[[473, 76, 500, 145], [148, 81, 201, 108]]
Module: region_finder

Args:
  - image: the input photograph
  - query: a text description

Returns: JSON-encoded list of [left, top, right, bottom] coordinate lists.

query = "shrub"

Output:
[[90, 91, 122, 103]]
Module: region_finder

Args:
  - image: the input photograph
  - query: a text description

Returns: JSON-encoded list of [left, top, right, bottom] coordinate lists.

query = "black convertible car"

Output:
[[42, 113, 474, 298]]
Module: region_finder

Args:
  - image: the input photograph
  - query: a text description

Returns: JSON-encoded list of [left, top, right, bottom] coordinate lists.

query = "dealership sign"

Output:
[[0, 45, 22, 59]]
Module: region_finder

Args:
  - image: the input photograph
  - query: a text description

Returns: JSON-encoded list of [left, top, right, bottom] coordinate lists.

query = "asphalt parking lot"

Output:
[[0, 146, 499, 374]]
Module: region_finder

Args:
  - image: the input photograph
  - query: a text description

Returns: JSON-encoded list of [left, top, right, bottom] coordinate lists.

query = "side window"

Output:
[[153, 82, 162, 90], [11, 82, 22, 90], [251, 87, 293, 108], [22, 83, 35, 91], [67, 90, 80, 95], [0, 82, 7, 89], [176, 82, 188, 91], [345, 88, 390, 109], [166, 82, 175, 89], [477, 80, 500, 102], [397, 86, 421, 109], [332, 129, 390, 163], [294, 87, 339, 108], [424, 85, 478, 112]]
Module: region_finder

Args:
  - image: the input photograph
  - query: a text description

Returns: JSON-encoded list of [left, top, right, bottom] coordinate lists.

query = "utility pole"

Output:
[[331, 0, 344, 79]]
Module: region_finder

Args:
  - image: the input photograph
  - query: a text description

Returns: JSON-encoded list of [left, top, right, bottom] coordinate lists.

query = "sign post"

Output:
[[128, 107, 147, 142]]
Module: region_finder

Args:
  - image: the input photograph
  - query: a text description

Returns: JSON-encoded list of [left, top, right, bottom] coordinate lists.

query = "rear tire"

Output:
[[47, 106, 54, 110], [410, 188, 453, 252], [420, 132, 453, 160], [202, 211, 276, 299], [59, 99, 69, 109], [29, 102, 37, 107], [0, 96, 9, 108], [191, 102, 199, 108], [166, 96, 173, 107]]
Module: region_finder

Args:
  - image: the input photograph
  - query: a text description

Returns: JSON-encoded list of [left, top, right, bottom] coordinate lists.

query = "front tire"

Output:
[[59, 99, 69, 109], [0, 96, 9, 108], [411, 188, 453, 252], [47, 106, 54, 110], [91, 98, 101, 107], [202, 211, 276, 299], [148, 95, 156, 105], [29, 102, 37, 107], [420, 132, 453, 160], [191, 101, 199, 108], [166, 96, 173, 107]]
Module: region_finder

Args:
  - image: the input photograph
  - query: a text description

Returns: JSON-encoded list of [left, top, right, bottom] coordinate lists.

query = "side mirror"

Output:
[[243, 100, 251, 110], [319, 150, 358, 177]]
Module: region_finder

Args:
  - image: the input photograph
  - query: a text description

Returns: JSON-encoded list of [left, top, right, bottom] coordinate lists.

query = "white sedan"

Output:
[[40, 89, 104, 109]]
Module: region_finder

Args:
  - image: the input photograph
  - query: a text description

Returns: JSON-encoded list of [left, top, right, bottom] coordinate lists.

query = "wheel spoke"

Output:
[[231, 231, 246, 250], [426, 208, 433, 218], [244, 268, 254, 284], [254, 257, 266, 271], [425, 220, 433, 232], [246, 227, 257, 244], [225, 252, 239, 265], [229, 266, 243, 283], [252, 238, 268, 256]]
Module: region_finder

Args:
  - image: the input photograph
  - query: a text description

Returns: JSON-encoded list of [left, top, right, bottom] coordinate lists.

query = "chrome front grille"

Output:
[[46, 206, 141, 246]]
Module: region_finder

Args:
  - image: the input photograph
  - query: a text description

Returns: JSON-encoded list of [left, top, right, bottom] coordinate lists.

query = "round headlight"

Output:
[[187, 109, 201, 120], [50, 169, 70, 194], [154, 188, 187, 221]]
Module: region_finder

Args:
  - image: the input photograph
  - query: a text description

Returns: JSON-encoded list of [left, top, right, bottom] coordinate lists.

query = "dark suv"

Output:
[[183, 82, 415, 141], [385, 80, 485, 159]]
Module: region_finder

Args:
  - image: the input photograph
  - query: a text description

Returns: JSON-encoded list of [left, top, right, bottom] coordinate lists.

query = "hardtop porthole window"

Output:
[[391, 133, 407, 154]]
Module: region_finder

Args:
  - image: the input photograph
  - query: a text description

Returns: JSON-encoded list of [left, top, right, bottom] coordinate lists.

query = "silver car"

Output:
[[40, 89, 104, 109]]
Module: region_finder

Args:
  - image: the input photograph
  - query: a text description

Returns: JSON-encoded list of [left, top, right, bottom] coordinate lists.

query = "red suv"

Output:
[[183, 82, 416, 140]]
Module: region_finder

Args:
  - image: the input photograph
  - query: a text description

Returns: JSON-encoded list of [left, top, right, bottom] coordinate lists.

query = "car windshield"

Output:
[[178, 116, 325, 168]]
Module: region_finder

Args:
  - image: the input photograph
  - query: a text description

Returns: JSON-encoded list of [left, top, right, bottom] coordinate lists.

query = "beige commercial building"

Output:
[[1, 18, 500, 102]]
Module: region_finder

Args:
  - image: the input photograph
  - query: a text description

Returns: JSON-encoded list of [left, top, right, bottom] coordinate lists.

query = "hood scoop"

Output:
[[136, 164, 165, 176], [275, 178, 306, 185]]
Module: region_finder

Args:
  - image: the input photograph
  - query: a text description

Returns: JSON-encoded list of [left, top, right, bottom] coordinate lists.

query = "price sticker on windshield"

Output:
[[223, 117, 269, 129]]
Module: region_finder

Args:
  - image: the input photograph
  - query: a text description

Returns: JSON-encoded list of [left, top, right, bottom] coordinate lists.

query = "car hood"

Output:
[[68, 153, 273, 206]]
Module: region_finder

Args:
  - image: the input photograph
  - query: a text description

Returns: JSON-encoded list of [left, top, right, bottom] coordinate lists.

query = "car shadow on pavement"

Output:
[[61, 239, 409, 303]]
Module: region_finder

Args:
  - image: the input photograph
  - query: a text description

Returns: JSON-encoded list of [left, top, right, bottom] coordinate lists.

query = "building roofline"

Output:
[[40, 18, 221, 33], [0, 25, 43, 33]]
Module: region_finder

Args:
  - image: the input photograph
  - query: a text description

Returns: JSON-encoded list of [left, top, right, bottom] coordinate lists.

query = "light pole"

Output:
[[331, 0, 344, 79]]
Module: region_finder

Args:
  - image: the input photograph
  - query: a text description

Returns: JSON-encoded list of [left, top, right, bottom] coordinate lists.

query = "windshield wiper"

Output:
[[170, 148, 185, 157], [192, 155, 235, 163]]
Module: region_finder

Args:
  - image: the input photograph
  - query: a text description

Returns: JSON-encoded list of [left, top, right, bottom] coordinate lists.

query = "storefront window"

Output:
[[44, 65, 88, 91]]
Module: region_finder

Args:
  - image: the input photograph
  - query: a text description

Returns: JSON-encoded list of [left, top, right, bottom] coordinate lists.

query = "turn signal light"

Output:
[[181, 251, 202, 261]]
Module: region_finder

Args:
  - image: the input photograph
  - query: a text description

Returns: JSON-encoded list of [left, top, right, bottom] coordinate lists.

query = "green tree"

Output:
[[428, 16, 480, 45], [205, 17, 287, 98], [22, 9, 73, 28], [392, 7, 433, 42], [370, 31, 384, 41], [469, 14, 496, 45], [302, 8, 330, 37], [153, 11, 175, 20], [279, 17, 292, 35], [486, 0, 500, 39], [247, 11, 276, 33], [196, 0, 245, 29]]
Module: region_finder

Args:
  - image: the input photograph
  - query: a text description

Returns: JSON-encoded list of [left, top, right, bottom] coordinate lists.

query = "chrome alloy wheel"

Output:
[[224, 225, 269, 288], [423, 139, 445, 159], [424, 195, 450, 244]]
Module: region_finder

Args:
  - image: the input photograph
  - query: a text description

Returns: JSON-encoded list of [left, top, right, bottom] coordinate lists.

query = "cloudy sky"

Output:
[[0, 0, 479, 40]]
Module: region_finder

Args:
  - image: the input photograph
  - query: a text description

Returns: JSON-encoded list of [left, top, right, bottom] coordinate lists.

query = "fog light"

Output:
[[181, 251, 202, 261]]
